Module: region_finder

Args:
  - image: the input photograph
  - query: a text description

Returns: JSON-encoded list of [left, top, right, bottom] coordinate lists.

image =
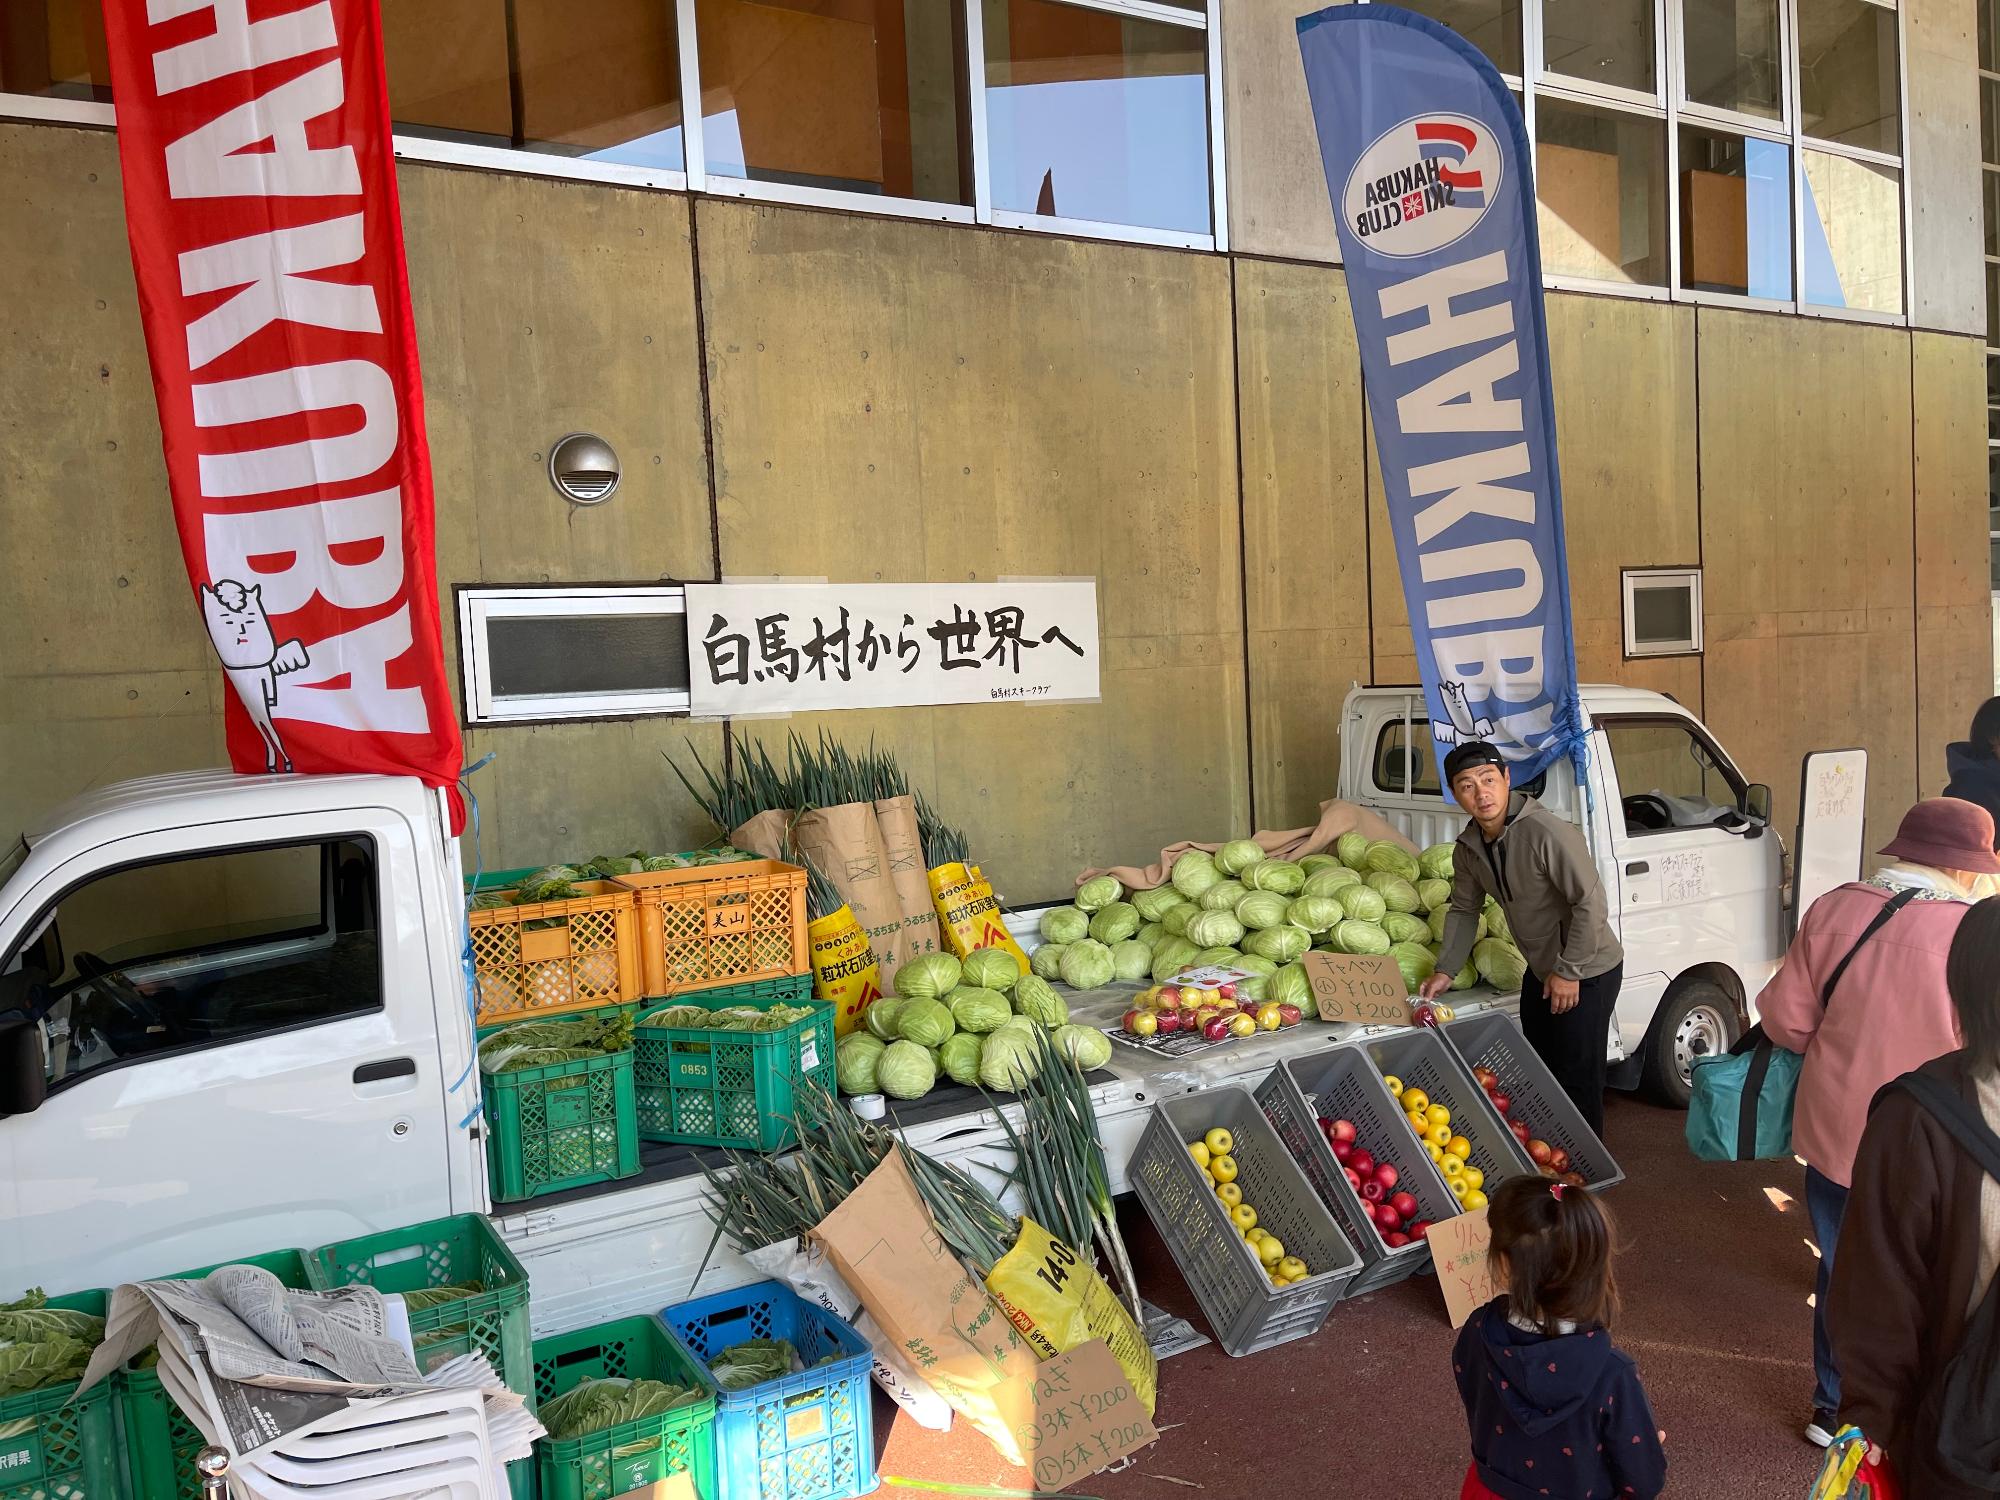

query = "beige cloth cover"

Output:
[[1076, 799, 1420, 891]]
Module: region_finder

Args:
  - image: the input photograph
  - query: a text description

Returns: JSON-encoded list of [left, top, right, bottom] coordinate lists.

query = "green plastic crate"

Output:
[[632, 977, 834, 1152], [532, 1317, 718, 1500], [0, 1289, 119, 1500], [480, 1004, 641, 1204], [124, 1251, 309, 1500]]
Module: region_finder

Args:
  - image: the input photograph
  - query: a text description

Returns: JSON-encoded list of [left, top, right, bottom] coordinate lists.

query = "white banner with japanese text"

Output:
[[686, 581, 1100, 716]]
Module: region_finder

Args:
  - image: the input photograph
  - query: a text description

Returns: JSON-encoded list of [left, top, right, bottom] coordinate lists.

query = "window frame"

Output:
[[1371, 716, 1444, 798], [1620, 565, 1705, 657], [1592, 711, 1749, 831], [457, 584, 692, 726]]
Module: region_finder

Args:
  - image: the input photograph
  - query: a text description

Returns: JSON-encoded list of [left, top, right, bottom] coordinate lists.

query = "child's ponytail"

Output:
[[1484, 1174, 1618, 1334]]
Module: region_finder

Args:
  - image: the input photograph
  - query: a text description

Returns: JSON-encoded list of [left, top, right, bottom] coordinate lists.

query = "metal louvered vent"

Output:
[[548, 433, 621, 505]]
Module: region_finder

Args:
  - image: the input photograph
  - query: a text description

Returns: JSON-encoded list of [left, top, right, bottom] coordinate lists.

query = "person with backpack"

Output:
[[1756, 798, 2000, 1448], [1826, 895, 2000, 1497]]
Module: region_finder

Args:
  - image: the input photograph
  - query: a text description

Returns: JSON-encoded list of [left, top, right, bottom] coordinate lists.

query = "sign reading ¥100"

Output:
[[686, 582, 1101, 716]]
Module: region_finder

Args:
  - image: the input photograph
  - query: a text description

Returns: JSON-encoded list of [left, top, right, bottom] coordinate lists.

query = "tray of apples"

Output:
[[1114, 978, 1307, 1057], [1317, 1116, 1437, 1250], [1470, 1063, 1589, 1188]]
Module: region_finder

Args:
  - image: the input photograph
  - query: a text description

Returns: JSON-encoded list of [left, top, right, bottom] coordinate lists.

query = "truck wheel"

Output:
[[1642, 982, 1739, 1108]]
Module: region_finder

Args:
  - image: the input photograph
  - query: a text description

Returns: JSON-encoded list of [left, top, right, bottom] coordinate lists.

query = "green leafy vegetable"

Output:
[[708, 1338, 801, 1390], [477, 1011, 634, 1074], [540, 1378, 703, 1440]]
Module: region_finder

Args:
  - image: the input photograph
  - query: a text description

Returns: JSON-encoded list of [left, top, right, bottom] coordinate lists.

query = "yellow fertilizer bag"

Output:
[[927, 861, 1030, 969], [807, 903, 881, 1038], [984, 1216, 1157, 1418]]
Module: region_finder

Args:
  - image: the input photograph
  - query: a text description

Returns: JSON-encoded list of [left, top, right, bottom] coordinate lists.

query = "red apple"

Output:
[[1376, 1208, 1402, 1233], [1349, 1148, 1376, 1177], [1527, 1139, 1554, 1166], [1473, 1066, 1498, 1089], [1154, 1008, 1182, 1035], [1277, 1004, 1304, 1026], [1389, 1191, 1419, 1220], [1549, 1147, 1572, 1173], [1217, 983, 1237, 1001], [1330, 1119, 1357, 1145], [1159, 986, 1181, 1006], [1343, 1167, 1362, 1191], [1332, 1140, 1354, 1164], [1360, 1179, 1386, 1203], [1412, 1004, 1438, 1028], [1201, 1017, 1229, 1041], [1559, 1170, 1587, 1187], [1407, 1219, 1432, 1240], [1510, 1119, 1532, 1144], [1373, 1163, 1400, 1192], [1490, 1091, 1512, 1116], [1384, 1231, 1410, 1249]]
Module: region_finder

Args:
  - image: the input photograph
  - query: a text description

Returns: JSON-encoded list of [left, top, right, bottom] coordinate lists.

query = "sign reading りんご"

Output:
[[685, 582, 1100, 716]]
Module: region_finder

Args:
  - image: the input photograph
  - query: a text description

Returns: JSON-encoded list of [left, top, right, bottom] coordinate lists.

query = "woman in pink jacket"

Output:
[[1758, 797, 2000, 1448]]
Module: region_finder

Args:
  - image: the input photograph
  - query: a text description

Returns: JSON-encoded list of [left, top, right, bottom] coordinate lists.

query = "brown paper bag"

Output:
[[873, 793, 943, 960], [795, 801, 913, 991], [813, 1155, 1040, 1465], [728, 809, 793, 862], [1077, 798, 1419, 891]]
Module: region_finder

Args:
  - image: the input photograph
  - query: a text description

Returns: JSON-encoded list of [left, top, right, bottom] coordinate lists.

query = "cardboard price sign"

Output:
[[1017, 1339, 1157, 1491], [1300, 952, 1417, 1027], [1428, 1206, 1498, 1328]]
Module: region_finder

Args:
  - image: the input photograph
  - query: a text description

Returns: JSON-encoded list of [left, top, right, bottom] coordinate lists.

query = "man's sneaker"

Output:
[[1805, 1411, 1839, 1448]]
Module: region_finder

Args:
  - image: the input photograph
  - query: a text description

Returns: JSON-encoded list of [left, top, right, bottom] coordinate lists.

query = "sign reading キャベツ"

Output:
[[686, 581, 1100, 717]]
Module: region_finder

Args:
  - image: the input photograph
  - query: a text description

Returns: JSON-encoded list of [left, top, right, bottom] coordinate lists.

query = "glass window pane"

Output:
[[1395, 0, 1523, 76], [1989, 261, 2000, 347], [0, 0, 110, 103], [1800, 150, 1902, 312], [1983, 0, 2000, 72], [1542, 0, 1655, 95], [1797, 0, 1901, 154], [1984, 78, 2000, 163], [1988, 353, 2000, 405], [983, 0, 1211, 236], [1985, 172, 2000, 256], [1678, 127, 1793, 299], [1535, 99, 1666, 284], [486, 612, 690, 700], [1681, 0, 1782, 120], [695, 0, 970, 204]]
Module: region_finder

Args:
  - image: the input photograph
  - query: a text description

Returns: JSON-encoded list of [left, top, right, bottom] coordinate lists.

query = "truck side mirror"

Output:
[[1743, 783, 1773, 824], [0, 1017, 45, 1117]]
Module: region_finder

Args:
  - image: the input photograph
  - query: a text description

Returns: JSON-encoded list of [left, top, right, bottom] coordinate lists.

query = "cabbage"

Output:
[[865, 999, 905, 1042], [1269, 962, 1314, 1010], [1474, 938, 1527, 990], [1171, 849, 1221, 899], [1162, 904, 1197, 938], [1299, 854, 1341, 876], [1390, 941, 1436, 992], [898, 998, 956, 1047], [1335, 919, 1391, 955], [1030, 943, 1068, 980], [1110, 940, 1153, 982], [542, 1378, 703, 1439], [836, 1033, 885, 1094], [1234, 891, 1291, 930], [1058, 940, 1115, 992], [1088, 901, 1140, 944], [1192, 946, 1245, 968], [1133, 921, 1164, 950], [1416, 878, 1452, 912], [1287, 895, 1342, 934], [939, 1032, 985, 1087], [1381, 911, 1430, 945], [1075, 875, 1123, 913], [878, 1040, 936, 1099], [1302, 867, 1361, 899], [1198, 879, 1249, 912], [1151, 936, 1200, 983], [1335, 884, 1388, 924], [1365, 871, 1422, 913], [1419, 843, 1456, 880], [1013, 974, 1071, 1027], [1131, 885, 1184, 922], [1184, 910, 1245, 949], [1335, 832, 1370, 868], [1214, 838, 1265, 876], [961, 948, 1021, 992], [1244, 859, 1305, 895], [1364, 842, 1422, 881], [979, 1028, 1042, 1091], [894, 953, 963, 1002], [1040, 907, 1089, 944], [1244, 924, 1311, 963], [1451, 961, 1479, 991], [1236, 973, 1269, 1001], [949, 986, 1012, 1034], [1233, 953, 1278, 976], [1484, 898, 1514, 945], [1051, 1024, 1113, 1071]]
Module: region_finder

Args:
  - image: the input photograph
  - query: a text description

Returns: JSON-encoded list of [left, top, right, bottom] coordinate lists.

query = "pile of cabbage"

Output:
[[1040, 834, 1528, 1004], [836, 948, 1113, 1102], [471, 848, 754, 907], [638, 1001, 818, 1032]]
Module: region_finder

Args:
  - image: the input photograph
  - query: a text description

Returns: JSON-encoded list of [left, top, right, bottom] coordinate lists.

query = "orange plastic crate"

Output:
[[614, 860, 808, 995], [468, 880, 642, 1025]]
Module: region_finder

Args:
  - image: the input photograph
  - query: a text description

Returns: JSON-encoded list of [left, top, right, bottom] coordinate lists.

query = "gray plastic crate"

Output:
[[1361, 1026, 1537, 1192], [1128, 1085, 1362, 1357], [1440, 1010, 1625, 1190], [1255, 1045, 1460, 1295]]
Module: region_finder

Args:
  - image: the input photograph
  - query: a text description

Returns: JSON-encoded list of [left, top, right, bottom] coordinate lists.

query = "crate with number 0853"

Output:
[[633, 977, 836, 1152], [615, 862, 808, 996]]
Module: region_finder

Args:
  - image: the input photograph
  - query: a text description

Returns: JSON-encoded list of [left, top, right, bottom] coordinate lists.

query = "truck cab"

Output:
[[1339, 684, 1787, 1103]]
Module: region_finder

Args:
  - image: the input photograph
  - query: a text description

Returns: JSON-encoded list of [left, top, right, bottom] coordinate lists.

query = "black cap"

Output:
[[1442, 740, 1508, 786]]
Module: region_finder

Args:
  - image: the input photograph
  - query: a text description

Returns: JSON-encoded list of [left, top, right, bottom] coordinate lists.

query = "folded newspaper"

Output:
[[79, 1266, 542, 1497]]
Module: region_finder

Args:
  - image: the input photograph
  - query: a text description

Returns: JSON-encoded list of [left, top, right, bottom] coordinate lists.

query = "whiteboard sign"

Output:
[[1794, 748, 1869, 929], [685, 581, 1100, 716]]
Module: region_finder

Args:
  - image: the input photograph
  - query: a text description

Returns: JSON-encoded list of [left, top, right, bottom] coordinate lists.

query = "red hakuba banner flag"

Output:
[[98, 0, 462, 818]]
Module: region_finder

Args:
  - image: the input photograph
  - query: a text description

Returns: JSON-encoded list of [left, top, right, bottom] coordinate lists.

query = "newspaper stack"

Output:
[[78, 1265, 543, 1500]]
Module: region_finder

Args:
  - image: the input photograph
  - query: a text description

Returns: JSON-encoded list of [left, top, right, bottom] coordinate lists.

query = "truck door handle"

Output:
[[353, 1057, 416, 1084], [1625, 861, 1650, 875]]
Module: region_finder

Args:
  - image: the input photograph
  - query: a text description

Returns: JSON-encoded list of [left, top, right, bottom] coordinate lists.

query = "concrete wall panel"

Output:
[[1906, 0, 1984, 338], [1221, 0, 1344, 263]]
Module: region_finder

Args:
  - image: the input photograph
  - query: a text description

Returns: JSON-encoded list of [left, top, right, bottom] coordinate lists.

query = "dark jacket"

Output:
[[1942, 742, 2000, 851], [1438, 794, 1624, 984], [1828, 1050, 1997, 1500], [1453, 1298, 1666, 1500]]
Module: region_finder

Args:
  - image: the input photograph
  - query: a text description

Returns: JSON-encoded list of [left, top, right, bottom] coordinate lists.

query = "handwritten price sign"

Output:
[[1301, 952, 1416, 1027], [1428, 1206, 1498, 1328], [1017, 1340, 1156, 1491]]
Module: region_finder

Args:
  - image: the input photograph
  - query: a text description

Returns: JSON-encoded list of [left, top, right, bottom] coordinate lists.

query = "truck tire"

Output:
[[1641, 981, 1740, 1108]]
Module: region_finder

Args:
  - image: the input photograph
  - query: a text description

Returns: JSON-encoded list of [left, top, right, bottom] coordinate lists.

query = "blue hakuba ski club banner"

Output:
[[1296, 4, 1585, 791]]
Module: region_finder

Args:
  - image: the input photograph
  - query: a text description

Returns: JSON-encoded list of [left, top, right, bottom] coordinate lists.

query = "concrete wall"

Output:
[[0, 115, 1990, 906]]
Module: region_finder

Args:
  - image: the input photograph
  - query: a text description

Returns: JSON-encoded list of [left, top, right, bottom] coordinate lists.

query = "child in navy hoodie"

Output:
[[1452, 1176, 1666, 1500]]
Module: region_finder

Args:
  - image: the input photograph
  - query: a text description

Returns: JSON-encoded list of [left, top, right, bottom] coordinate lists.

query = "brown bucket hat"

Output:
[[1879, 797, 2000, 875]]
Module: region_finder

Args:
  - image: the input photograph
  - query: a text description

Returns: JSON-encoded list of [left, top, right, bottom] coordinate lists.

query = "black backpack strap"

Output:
[[1819, 886, 1922, 1011], [1890, 1070, 2000, 1183]]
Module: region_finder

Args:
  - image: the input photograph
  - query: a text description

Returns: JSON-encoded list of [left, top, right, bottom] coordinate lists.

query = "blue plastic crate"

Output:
[[659, 1282, 876, 1500]]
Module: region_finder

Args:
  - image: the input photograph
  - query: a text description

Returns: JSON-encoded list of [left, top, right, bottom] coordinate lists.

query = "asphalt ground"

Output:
[[871, 1092, 1827, 1498]]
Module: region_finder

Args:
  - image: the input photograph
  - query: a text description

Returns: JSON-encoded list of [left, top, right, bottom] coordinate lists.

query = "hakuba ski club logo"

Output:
[[1342, 113, 1503, 258]]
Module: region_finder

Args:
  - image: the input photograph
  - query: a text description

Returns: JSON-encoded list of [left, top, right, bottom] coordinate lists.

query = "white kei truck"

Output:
[[0, 684, 1792, 1324]]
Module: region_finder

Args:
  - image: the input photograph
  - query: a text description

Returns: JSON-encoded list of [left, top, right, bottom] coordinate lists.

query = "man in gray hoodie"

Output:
[[1419, 741, 1624, 1136]]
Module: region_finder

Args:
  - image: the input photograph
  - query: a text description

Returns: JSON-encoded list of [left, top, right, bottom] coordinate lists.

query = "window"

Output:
[[0, 0, 109, 102], [1680, 0, 1782, 119], [9, 839, 382, 1092], [1800, 149, 1902, 311], [459, 586, 691, 724], [1796, 0, 1900, 155], [1397, 0, 1524, 77], [1600, 718, 1744, 834], [1678, 125, 1794, 299], [1535, 97, 1668, 285], [1621, 567, 1703, 656], [1373, 718, 1443, 797], [1542, 0, 1656, 95]]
